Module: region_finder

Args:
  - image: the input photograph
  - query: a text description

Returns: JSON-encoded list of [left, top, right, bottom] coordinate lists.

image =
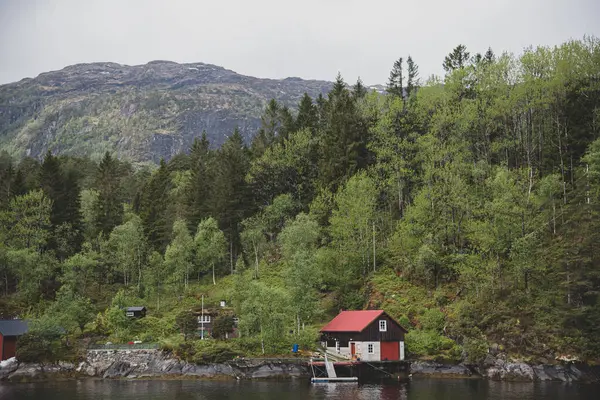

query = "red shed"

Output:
[[320, 310, 407, 361], [0, 320, 28, 361]]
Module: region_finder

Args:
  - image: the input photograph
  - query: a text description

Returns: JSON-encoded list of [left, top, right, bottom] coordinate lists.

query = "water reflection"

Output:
[[0, 378, 597, 399]]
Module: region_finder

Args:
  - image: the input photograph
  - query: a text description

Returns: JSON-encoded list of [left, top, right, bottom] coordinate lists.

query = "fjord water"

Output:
[[1, 379, 598, 400]]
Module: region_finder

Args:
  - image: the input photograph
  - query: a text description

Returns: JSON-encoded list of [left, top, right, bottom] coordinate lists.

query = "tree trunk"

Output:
[[254, 243, 259, 279], [230, 239, 234, 274], [260, 324, 265, 355], [372, 221, 376, 272], [212, 263, 216, 285]]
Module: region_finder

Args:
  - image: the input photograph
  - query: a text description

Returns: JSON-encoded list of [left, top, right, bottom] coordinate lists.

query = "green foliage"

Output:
[[175, 310, 197, 341], [405, 330, 457, 357], [194, 217, 227, 284], [17, 316, 75, 364], [1, 37, 600, 363], [165, 219, 194, 288], [420, 309, 445, 333], [47, 286, 95, 333], [463, 338, 489, 364], [105, 305, 131, 340], [211, 315, 235, 340]]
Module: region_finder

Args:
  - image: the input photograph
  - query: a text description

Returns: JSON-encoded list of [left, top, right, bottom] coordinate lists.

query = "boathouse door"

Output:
[[350, 342, 356, 356], [380, 341, 400, 361]]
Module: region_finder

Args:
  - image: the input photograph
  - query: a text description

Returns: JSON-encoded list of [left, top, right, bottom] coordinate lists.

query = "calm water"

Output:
[[0, 379, 598, 400]]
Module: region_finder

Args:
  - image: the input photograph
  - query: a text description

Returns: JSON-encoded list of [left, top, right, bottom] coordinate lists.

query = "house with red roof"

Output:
[[320, 310, 407, 362]]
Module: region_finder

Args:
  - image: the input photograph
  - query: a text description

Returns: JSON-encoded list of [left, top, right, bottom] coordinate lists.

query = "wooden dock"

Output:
[[309, 356, 410, 383], [309, 354, 360, 383]]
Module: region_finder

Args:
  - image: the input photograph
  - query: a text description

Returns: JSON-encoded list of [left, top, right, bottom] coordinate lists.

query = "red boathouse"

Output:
[[0, 320, 28, 361], [320, 310, 407, 362]]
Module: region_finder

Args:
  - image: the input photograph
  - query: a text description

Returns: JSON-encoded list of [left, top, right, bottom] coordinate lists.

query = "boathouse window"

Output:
[[379, 320, 387, 332], [367, 344, 374, 354], [335, 341, 340, 353], [198, 315, 211, 323]]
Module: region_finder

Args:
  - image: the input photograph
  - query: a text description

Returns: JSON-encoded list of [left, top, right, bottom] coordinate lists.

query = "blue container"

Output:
[[292, 344, 299, 353]]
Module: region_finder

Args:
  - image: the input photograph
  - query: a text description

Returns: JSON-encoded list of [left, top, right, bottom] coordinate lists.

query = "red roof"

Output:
[[320, 310, 385, 332]]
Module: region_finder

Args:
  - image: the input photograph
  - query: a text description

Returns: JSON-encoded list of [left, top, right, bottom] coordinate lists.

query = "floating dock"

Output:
[[309, 354, 410, 383], [310, 354, 359, 383]]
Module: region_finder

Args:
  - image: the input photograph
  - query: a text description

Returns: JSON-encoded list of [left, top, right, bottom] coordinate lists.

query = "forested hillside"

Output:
[[1, 37, 599, 364]]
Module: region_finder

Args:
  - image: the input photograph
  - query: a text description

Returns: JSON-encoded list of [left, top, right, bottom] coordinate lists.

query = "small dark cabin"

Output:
[[125, 307, 147, 318]]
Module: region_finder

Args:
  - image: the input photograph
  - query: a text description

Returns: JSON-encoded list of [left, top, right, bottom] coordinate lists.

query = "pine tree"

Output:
[[296, 93, 317, 133], [352, 77, 368, 99], [318, 73, 369, 190], [95, 152, 124, 237], [212, 128, 251, 268], [188, 133, 214, 228], [140, 159, 171, 252], [483, 47, 495, 64], [316, 93, 327, 131], [251, 99, 281, 158], [39, 151, 64, 226], [406, 56, 420, 100], [38, 152, 82, 256], [443, 44, 471, 72], [11, 169, 27, 198], [278, 106, 296, 141], [387, 57, 404, 98], [0, 161, 15, 208]]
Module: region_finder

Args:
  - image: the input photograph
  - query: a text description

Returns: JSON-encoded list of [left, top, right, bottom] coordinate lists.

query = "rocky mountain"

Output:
[[0, 61, 333, 163]]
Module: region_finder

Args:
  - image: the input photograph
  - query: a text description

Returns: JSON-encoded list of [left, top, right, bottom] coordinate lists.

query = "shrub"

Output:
[[17, 317, 76, 364], [133, 316, 176, 342], [405, 329, 457, 357], [212, 315, 235, 340], [192, 340, 242, 364], [398, 315, 411, 330], [463, 338, 489, 364], [420, 308, 445, 333], [175, 310, 197, 341]]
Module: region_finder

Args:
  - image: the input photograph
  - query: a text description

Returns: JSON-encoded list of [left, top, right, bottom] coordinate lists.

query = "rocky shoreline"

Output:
[[1, 349, 598, 383], [410, 359, 600, 382], [0, 350, 309, 382]]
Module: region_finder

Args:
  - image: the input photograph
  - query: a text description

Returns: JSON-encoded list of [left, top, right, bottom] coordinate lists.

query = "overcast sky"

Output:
[[1, 0, 599, 85]]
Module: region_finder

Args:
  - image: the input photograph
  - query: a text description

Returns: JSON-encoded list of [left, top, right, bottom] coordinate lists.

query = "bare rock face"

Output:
[[0, 61, 333, 163], [409, 361, 473, 377], [0, 357, 19, 380], [73, 350, 309, 380], [485, 359, 535, 381], [409, 357, 600, 382]]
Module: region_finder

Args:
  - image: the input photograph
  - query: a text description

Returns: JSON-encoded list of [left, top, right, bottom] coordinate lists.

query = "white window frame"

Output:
[[126, 311, 134, 317], [379, 320, 387, 332], [335, 341, 340, 353], [367, 343, 374, 354], [198, 315, 211, 323]]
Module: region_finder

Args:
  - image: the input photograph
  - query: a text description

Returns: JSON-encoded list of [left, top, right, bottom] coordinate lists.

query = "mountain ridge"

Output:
[[0, 60, 334, 163]]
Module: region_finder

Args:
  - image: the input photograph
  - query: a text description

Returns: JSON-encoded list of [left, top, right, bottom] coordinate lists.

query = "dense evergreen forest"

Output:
[[1, 37, 600, 363]]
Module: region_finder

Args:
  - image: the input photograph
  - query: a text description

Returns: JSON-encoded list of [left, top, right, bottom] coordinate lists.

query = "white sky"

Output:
[[0, 0, 599, 85]]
